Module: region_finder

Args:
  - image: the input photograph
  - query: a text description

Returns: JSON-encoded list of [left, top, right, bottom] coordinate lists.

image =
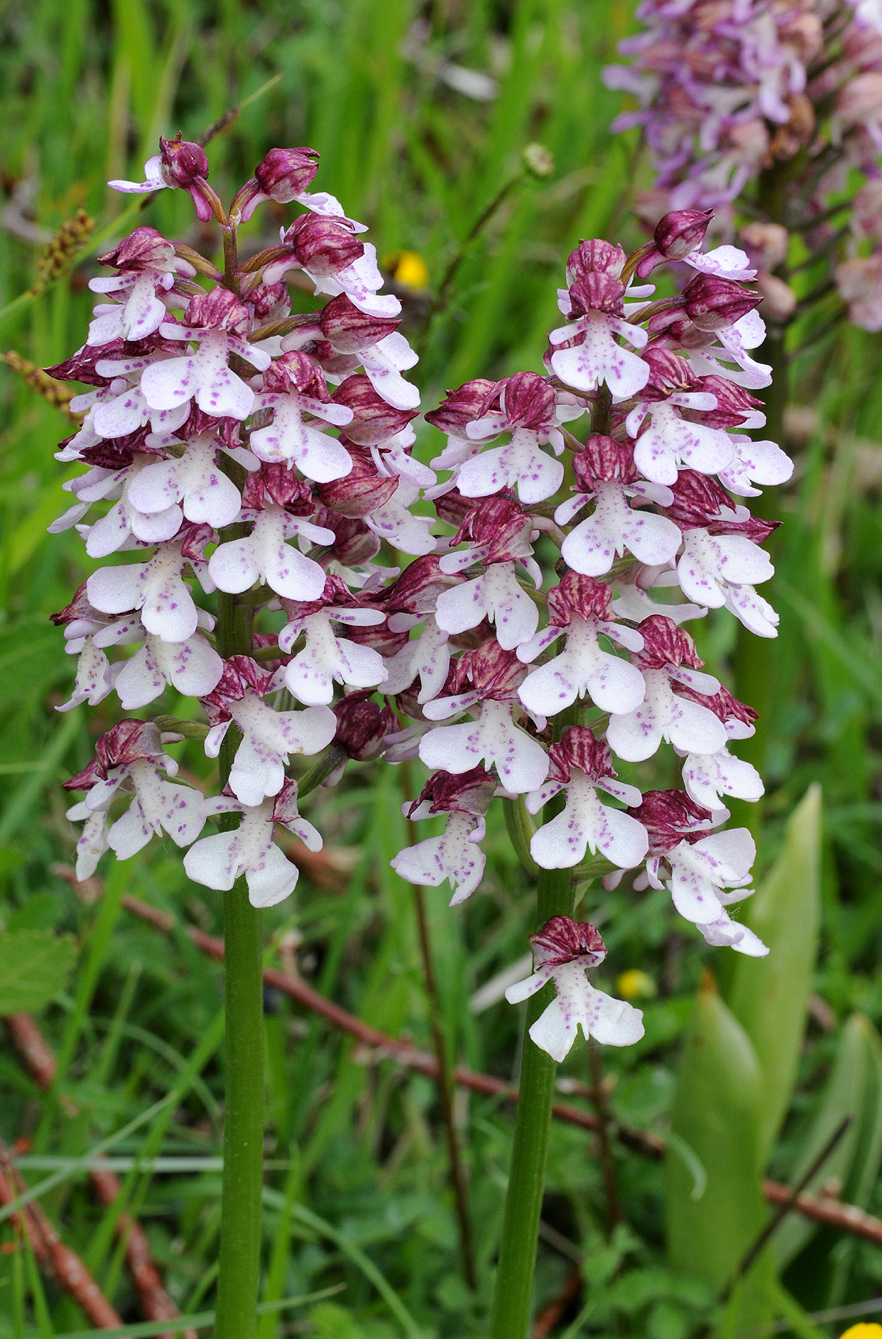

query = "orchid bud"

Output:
[[99, 226, 176, 272], [185, 287, 251, 335], [333, 690, 397, 760], [529, 917, 607, 967], [682, 273, 761, 330], [566, 239, 626, 284], [628, 790, 714, 854], [424, 379, 495, 436], [254, 147, 320, 201], [332, 375, 418, 445], [652, 209, 713, 260], [319, 293, 401, 352], [573, 435, 637, 488], [158, 135, 209, 188], [635, 615, 704, 670], [499, 371, 556, 428], [546, 726, 614, 783], [316, 446, 399, 516], [249, 281, 291, 322], [287, 214, 364, 272]]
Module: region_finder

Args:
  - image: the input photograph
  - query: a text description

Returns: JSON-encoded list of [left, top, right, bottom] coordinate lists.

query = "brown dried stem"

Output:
[[2, 1013, 194, 1338], [0, 1143, 123, 1330]]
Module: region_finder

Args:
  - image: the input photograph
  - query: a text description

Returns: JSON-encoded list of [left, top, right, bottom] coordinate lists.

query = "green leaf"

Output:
[[775, 1012, 882, 1268], [0, 928, 75, 1014], [666, 974, 775, 1332], [842, 1014, 882, 1209], [728, 785, 822, 1160]]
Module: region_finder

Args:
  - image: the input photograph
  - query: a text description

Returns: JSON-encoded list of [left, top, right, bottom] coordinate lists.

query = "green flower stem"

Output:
[[213, 580, 265, 1339], [504, 795, 539, 878], [489, 858, 576, 1339]]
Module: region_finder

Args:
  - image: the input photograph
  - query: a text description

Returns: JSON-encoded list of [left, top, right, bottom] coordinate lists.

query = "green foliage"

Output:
[[0, 927, 74, 1013], [665, 977, 774, 1331], [0, 0, 879, 1334], [728, 784, 822, 1160], [777, 1013, 882, 1270]]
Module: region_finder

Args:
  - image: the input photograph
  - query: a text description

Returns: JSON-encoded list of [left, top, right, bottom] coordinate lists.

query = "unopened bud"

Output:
[[566, 239, 626, 285], [332, 374, 418, 445], [185, 287, 251, 335], [682, 273, 761, 331], [424, 379, 495, 437], [333, 691, 397, 760], [319, 293, 400, 352], [255, 147, 320, 201], [316, 446, 399, 516], [499, 371, 556, 428], [100, 226, 176, 272], [653, 209, 713, 260], [287, 214, 364, 273], [568, 272, 626, 316], [530, 916, 606, 967], [159, 135, 209, 188]]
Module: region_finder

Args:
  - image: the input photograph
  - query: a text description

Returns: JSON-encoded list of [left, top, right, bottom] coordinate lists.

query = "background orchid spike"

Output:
[[52, 136, 786, 1091], [604, 0, 882, 335]]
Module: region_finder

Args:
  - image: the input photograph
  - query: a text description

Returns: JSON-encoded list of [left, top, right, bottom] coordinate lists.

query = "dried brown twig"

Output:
[[2, 1011, 194, 1339], [0, 1143, 123, 1330]]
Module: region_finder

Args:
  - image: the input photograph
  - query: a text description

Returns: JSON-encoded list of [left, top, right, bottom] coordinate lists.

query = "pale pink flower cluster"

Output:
[[52, 141, 789, 1065], [605, 0, 882, 332]]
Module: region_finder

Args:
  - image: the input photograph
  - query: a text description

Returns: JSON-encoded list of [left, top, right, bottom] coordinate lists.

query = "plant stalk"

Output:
[[489, 856, 576, 1339], [490, 705, 582, 1337], [213, 573, 265, 1339]]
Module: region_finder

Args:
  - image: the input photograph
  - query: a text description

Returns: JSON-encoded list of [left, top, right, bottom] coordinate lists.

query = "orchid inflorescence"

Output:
[[604, 0, 882, 331], [50, 135, 789, 1067]]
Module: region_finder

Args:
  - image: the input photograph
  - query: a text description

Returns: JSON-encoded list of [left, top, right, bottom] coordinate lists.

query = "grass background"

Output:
[[2, 0, 882, 1335]]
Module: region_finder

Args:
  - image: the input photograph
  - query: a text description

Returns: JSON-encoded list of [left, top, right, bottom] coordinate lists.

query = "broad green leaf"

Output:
[[0, 928, 75, 1014], [728, 785, 822, 1160], [775, 1013, 879, 1268], [666, 974, 775, 1331], [842, 1014, 882, 1209]]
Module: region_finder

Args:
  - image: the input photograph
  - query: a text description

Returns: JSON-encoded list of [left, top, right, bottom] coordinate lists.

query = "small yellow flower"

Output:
[[617, 969, 657, 1000], [383, 250, 430, 291], [838, 1325, 882, 1339]]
